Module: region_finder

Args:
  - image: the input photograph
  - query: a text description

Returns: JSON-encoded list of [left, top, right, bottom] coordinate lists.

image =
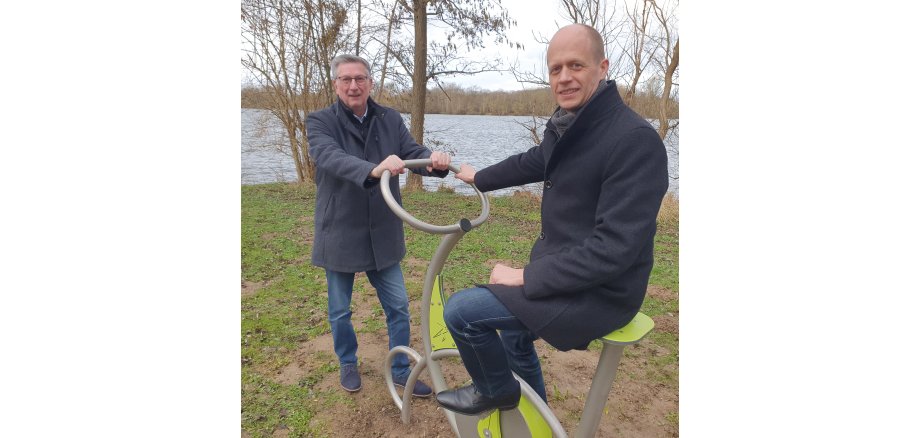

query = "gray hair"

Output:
[[330, 54, 371, 79]]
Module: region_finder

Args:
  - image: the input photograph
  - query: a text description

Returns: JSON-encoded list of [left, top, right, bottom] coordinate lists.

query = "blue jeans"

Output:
[[325, 264, 412, 377], [443, 287, 547, 402]]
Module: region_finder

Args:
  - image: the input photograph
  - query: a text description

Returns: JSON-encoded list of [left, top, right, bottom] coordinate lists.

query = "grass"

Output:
[[241, 182, 679, 437]]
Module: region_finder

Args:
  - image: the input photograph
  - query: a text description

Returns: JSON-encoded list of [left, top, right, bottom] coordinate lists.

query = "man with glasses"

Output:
[[305, 54, 450, 397]]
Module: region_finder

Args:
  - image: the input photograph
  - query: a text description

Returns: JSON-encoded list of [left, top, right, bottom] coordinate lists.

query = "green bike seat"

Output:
[[600, 312, 655, 345]]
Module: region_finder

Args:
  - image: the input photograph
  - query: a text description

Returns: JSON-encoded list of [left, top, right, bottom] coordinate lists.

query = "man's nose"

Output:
[[558, 67, 573, 82]]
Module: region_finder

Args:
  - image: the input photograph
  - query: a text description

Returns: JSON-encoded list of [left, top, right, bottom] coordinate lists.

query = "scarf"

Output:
[[549, 80, 609, 138]]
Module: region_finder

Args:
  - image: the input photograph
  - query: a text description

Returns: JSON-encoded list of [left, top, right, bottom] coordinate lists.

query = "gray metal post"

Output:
[[574, 344, 626, 438], [378, 159, 490, 437]]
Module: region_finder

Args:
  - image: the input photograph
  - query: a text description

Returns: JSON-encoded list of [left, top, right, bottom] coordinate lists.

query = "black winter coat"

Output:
[[476, 82, 669, 351], [306, 98, 447, 272]]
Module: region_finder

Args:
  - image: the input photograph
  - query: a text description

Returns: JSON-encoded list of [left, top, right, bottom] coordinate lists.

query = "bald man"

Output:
[[436, 24, 669, 415]]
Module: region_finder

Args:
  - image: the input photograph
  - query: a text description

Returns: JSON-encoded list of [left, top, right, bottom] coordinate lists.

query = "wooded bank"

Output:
[[241, 83, 678, 119]]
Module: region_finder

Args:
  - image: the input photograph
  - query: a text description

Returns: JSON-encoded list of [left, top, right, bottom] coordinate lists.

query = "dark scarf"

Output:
[[338, 98, 375, 142], [549, 80, 609, 138]]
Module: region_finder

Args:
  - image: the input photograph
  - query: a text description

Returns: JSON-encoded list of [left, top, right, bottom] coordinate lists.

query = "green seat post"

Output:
[[574, 312, 654, 438], [429, 274, 457, 351]]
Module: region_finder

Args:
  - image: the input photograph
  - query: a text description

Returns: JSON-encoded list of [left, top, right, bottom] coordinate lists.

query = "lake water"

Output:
[[241, 108, 679, 196]]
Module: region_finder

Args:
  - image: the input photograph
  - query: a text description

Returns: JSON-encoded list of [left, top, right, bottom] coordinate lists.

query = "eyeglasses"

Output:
[[336, 76, 369, 86]]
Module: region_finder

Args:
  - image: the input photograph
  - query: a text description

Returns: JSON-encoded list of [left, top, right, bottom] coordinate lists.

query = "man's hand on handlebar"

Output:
[[371, 155, 406, 179], [490, 263, 524, 286], [455, 163, 477, 184], [426, 151, 452, 172]]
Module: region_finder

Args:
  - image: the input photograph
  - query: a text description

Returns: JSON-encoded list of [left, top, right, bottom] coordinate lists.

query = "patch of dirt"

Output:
[[402, 258, 430, 286], [268, 285, 458, 437], [260, 281, 678, 437], [646, 285, 676, 302], [242, 280, 266, 298], [646, 285, 679, 335], [404, 257, 429, 270], [539, 342, 678, 437], [653, 313, 678, 335]]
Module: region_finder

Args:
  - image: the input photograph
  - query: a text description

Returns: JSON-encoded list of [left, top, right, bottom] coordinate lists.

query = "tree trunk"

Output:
[[376, 2, 399, 100], [658, 38, 678, 140], [623, 0, 651, 107], [297, 112, 316, 181], [286, 123, 307, 182], [407, 0, 428, 191], [355, 0, 361, 55]]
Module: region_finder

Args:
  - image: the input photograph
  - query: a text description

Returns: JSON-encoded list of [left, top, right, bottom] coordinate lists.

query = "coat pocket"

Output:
[[320, 194, 336, 231]]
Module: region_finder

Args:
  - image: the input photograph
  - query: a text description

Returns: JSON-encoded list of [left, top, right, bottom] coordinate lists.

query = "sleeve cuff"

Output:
[[363, 176, 380, 188]]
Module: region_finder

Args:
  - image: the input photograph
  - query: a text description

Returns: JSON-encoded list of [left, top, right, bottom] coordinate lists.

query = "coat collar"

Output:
[[543, 80, 623, 167], [546, 80, 621, 133], [332, 97, 385, 141], [333, 96, 386, 120]]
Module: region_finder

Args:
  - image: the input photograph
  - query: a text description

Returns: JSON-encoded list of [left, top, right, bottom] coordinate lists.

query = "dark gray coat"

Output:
[[306, 98, 446, 273], [476, 82, 669, 351]]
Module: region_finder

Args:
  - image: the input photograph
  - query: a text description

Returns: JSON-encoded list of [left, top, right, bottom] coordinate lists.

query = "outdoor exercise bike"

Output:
[[380, 159, 654, 437]]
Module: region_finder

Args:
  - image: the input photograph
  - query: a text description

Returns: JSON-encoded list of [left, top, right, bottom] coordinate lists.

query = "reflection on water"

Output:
[[241, 109, 679, 196]]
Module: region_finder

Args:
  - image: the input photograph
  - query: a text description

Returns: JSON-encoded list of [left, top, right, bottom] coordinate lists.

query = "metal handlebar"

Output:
[[379, 159, 490, 234]]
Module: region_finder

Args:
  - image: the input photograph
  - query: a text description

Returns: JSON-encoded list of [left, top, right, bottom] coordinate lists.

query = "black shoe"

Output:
[[436, 383, 520, 416]]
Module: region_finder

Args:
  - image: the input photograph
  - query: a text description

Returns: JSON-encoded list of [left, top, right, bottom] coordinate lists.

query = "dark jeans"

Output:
[[443, 286, 547, 402], [325, 264, 412, 377]]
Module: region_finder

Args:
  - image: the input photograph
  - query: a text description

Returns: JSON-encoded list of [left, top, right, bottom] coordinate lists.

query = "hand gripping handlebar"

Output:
[[379, 159, 489, 234]]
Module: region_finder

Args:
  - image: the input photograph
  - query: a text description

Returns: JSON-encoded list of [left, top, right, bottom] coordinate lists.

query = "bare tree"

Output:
[[241, 0, 352, 182], [396, 0, 516, 190], [561, 0, 625, 49], [562, 0, 600, 24], [511, 0, 678, 147], [510, 0, 627, 146], [355, 0, 363, 55], [618, 0, 654, 106], [374, 1, 402, 99], [650, 0, 678, 140], [406, 0, 429, 190]]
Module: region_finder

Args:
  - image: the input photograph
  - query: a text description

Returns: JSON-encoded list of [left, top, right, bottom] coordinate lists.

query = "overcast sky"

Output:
[[239, 0, 564, 91], [433, 0, 564, 91]]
